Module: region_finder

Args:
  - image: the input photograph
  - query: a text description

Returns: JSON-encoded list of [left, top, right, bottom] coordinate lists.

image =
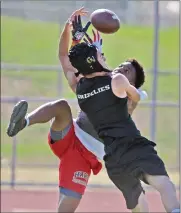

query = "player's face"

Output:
[[113, 62, 136, 86]]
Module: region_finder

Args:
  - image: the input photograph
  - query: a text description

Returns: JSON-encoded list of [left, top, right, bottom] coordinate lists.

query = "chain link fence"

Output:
[[1, 0, 179, 26]]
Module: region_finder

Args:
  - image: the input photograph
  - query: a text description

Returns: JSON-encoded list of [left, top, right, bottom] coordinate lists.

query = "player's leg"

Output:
[[132, 192, 149, 213], [7, 99, 72, 137], [104, 136, 149, 212], [45, 104, 83, 212], [144, 174, 179, 213], [133, 137, 180, 213], [58, 190, 81, 212], [57, 135, 92, 212], [105, 163, 149, 212], [7, 99, 81, 212], [109, 174, 149, 212]]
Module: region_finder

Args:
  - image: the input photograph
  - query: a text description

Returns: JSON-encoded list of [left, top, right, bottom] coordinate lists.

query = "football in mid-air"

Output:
[[90, 9, 120, 34]]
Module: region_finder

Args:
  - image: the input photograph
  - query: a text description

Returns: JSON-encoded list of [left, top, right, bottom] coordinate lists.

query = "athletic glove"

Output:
[[72, 15, 91, 44], [84, 29, 103, 53]]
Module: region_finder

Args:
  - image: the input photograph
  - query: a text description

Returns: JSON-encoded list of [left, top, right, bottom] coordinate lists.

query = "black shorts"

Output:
[[103, 136, 168, 210]]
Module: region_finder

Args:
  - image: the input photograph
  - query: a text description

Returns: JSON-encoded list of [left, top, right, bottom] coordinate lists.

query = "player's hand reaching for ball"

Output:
[[67, 7, 89, 25], [68, 7, 91, 44], [84, 30, 103, 53], [72, 15, 91, 42]]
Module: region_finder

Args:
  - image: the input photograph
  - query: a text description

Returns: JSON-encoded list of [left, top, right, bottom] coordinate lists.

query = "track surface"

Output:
[[1, 188, 180, 212]]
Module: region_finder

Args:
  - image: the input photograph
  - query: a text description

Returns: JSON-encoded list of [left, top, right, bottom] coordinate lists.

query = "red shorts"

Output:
[[48, 124, 102, 195]]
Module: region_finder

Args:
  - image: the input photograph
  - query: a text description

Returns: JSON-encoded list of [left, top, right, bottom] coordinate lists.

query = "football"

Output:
[[90, 9, 120, 34]]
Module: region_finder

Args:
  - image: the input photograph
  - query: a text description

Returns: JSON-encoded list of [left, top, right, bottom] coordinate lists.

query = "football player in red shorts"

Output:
[[7, 8, 147, 212]]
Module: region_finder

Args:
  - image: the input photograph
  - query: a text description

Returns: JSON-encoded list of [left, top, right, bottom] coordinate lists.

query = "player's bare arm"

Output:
[[59, 23, 77, 92], [58, 8, 89, 92], [127, 100, 138, 115], [111, 73, 140, 103]]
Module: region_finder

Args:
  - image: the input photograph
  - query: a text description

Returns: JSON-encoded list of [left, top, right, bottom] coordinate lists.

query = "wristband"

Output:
[[73, 31, 85, 42], [138, 89, 148, 100]]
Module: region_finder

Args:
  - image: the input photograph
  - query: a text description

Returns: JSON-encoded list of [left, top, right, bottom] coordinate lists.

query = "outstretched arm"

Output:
[[59, 22, 78, 92], [127, 99, 138, 115], [58, 8, 89, 92], [111, 73, 141, 103]]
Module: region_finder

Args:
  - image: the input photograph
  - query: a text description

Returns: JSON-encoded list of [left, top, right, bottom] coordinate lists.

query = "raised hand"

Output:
[[67, 7, 89, 25], [72, 15, 91, 42], [84, 29, 103, 53]]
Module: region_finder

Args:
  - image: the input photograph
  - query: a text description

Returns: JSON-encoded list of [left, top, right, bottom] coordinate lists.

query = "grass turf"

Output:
[[1, 16, 179, 168]]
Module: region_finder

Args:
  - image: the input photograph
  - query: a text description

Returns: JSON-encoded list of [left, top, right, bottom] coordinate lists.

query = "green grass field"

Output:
[[1, 16, 179, 168]]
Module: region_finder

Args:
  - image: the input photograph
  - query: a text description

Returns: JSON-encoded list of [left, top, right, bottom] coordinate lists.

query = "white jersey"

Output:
[[73, 119, 105, 160]]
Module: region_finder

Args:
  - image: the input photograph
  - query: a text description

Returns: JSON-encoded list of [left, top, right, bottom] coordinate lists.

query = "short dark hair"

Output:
[[126, 58, 145, 88]]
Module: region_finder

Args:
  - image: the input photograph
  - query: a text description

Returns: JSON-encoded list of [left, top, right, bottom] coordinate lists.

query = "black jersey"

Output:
[[76, 75, 140, 143], [76, 110, 103, 142]]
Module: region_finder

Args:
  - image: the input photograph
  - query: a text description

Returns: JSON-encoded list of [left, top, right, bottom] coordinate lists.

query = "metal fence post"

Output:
[[150, 0, 159, 142], [10, 135, 17, 188]]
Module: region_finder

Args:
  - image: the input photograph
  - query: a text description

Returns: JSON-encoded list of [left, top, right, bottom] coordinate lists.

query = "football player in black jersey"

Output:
[[69, 23, 179, 212], [6, 9, 160, 213]]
